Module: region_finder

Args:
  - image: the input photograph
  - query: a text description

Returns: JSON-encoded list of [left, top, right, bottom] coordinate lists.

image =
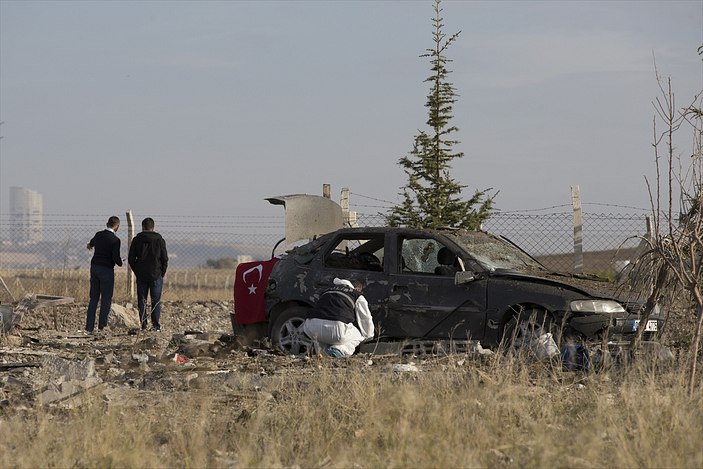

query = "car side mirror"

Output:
[[455, 271, 475, 285]]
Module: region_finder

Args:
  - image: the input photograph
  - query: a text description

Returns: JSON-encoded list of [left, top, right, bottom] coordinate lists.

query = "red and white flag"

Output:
[[233, 258, 279, 324]]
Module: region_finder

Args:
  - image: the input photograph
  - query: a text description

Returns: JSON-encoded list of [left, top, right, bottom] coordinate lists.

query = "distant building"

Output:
[[9, 186, 43, 245]]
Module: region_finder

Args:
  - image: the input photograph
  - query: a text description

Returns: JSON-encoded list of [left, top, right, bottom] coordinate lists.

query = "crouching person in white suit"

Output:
[[303, 278, 375, 357]]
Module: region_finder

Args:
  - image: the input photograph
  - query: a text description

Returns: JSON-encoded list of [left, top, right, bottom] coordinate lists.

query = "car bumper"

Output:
[[568, 313, 665, 340]]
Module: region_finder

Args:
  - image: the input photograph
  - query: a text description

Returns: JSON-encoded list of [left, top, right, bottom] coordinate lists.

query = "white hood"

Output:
[[333, 277, 354, 289]]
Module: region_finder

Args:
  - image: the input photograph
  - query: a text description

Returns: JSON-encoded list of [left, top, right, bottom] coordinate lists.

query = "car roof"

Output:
[[322, 226, 470, 237]]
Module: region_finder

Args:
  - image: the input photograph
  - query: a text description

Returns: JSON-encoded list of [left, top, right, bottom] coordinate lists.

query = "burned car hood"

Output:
[[488, 268, 633, 302]]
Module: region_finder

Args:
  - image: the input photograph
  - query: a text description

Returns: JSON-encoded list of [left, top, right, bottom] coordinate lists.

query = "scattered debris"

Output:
[[109, 304, 141, 330], [173, 353, 189, 363], [0, 362, 40, 371], [561, 343, 591, 371], [515, 332, 560, 361], [386, 363, 420, 373], [36, 355, 102, 407], [0, 299, 683, 413], [1, 293, 74, 333]]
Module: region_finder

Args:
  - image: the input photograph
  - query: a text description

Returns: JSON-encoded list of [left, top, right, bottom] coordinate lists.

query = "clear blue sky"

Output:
[[1, 0, 701, 219]]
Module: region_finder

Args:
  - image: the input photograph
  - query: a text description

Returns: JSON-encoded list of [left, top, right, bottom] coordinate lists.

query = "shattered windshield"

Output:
[[448, 231, 543, 271]]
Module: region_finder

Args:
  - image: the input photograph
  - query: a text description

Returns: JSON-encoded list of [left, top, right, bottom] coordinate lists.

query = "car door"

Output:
[[312, 231, 390, 323], [379, 235, 487, 341]]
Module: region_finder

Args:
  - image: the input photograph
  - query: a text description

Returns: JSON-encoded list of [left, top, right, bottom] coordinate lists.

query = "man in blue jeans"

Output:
[[128, 217, 169, 331], [85, 216, 123, 333]]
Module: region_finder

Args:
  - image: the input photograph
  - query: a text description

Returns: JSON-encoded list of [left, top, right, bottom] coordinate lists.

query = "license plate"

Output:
[[632, 320, 658, 332]]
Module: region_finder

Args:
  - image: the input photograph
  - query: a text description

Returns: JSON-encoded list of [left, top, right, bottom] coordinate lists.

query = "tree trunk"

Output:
[[688, 300, 703, 398]]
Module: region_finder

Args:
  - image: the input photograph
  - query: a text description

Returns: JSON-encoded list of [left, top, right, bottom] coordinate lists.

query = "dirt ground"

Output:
[[0, 300, 422, 412], [0, 298, 695, 412]]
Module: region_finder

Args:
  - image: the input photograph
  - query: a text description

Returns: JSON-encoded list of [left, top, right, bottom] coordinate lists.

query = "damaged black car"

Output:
[[234, 226, 664, 355]]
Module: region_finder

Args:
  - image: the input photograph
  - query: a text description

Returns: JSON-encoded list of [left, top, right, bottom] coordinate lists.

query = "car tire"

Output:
[[501, 307, 559, 349], [270, 306, 313, 355]]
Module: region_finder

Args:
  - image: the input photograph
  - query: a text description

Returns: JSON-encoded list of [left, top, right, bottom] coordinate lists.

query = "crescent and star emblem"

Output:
[[242, 264, 264, 295]]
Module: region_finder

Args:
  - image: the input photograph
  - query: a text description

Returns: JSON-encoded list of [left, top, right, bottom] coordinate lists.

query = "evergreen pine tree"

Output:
[[388, 0, 495, 229]]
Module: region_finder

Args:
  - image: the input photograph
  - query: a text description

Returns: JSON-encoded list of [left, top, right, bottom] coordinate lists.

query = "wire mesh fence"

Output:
[[484, 211, 648, 272], [0, 209, 651, 301], [356, 210, 649, 271]]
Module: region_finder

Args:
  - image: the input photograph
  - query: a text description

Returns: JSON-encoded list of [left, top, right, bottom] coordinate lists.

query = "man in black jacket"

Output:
[[302, 278, 374, 357], [128, 217, 168, 331], [85, 216, 123, 333]]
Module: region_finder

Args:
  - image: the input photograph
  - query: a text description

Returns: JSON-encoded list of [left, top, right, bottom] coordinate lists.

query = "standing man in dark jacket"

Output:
[[128, 217, 168, 331], [85, 216, 123, 333]]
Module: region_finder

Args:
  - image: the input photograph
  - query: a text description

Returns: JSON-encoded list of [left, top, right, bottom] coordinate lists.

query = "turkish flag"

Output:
[[233, 258, 279, 325]]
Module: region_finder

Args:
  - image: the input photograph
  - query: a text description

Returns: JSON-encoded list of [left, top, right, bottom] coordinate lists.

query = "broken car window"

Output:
[[447, 231, 542, 271], [324, 234, 385, 272], [400, 238, 447, 275]]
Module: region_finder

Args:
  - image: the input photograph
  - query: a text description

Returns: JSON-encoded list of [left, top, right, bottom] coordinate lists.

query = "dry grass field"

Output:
[[535, 247, 639, 276], [0, 268, 235, 303], [0, 270, 702, 468]]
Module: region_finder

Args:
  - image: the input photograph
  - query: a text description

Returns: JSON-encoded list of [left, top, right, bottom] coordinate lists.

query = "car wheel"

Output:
[[270, 306, 313, 355], [502, 307, 558, 348]]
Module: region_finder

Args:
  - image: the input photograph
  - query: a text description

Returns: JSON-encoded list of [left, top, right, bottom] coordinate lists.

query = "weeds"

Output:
[[1, 266, 701, 467], [1, 354, 701, 468]]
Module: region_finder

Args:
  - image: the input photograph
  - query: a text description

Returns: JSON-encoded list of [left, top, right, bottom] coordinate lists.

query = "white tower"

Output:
[[9, 186, 43, 245]]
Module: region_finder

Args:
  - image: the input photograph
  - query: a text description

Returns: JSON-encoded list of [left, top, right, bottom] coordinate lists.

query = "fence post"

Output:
[[571, 185, 583, 273], [126, 210, 135, 303], [340, 187, 358, 228], [645, 215, 653, 243], [0, 275, 15, 302]]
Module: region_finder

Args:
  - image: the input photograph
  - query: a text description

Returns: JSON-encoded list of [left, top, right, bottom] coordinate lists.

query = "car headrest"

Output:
[[437, 247, 455, 266]]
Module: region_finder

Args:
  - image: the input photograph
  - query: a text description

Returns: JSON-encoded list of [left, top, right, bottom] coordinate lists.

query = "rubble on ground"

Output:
[[0, 299, 680, 412]]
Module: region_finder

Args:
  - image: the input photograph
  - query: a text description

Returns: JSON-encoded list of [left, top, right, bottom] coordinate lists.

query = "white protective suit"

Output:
[[303, 278, 375, 356]]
